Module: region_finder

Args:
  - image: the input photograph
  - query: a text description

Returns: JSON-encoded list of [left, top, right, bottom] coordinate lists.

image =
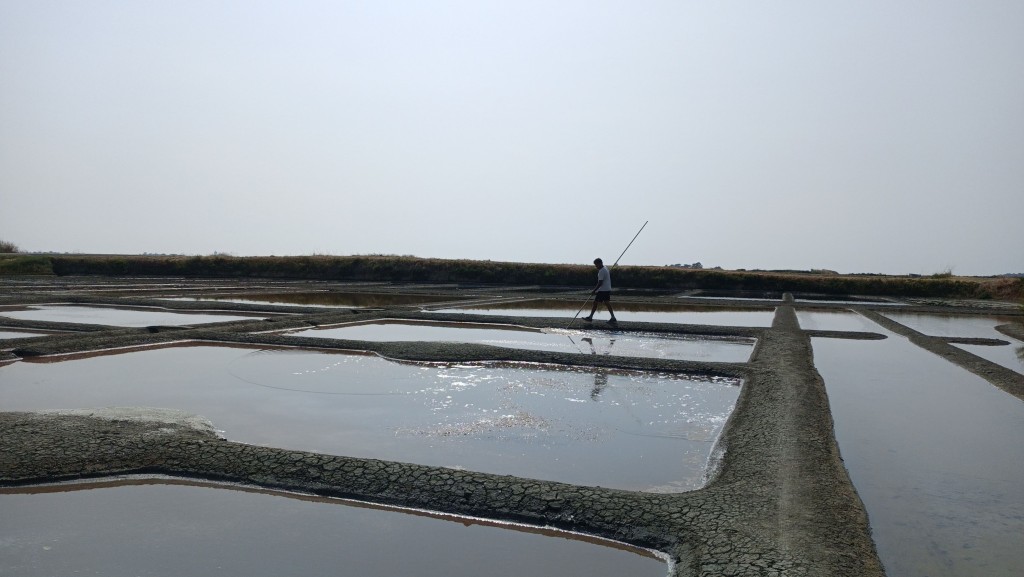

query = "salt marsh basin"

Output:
[[0, 304, 264, 327], [5, 275, 1021, 577], [0, 345, 740, 492], [429, 299, 775, 326], [166, 291, 475, 308], [0, 479, 666, 577], [287, 319, 755, 363]]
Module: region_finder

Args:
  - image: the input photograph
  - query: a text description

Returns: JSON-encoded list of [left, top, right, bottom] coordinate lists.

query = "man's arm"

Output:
[[592, 268, 607, 293]]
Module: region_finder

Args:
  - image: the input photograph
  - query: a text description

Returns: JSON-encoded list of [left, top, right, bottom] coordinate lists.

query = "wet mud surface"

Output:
[[2, 277, 1022, 577]]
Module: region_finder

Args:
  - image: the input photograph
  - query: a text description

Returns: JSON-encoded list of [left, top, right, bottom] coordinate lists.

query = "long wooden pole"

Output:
[[612, 220, 648, 267]]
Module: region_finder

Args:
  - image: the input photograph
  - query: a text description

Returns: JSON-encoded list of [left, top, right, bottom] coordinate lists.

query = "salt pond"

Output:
[[880, 312, 1019, 340], [811, 331, 1024, 577], [874, 311, 1024, 375], [0, 480, 665, 577], [287, 320, 754, 363], [430, 299, 774, 327], [795, 311, 881, 333], [0, 346, 740, 492], [953, 341, 1024, 373], [797, 311, 1024, 375], [0, 305, 264, 327], [167, 292, 473, 308], [0, 330, 49, 340]]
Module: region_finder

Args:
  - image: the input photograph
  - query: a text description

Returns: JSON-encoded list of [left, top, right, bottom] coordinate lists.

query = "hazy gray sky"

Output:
[[2, 1, 1021, 275]]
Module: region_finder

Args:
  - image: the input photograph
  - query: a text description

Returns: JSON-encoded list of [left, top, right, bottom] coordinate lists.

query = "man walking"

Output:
[[583, 258, 617, 323]]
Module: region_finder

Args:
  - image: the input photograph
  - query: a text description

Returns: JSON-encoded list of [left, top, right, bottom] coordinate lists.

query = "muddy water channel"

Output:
[[0, 305, 264, 327], [0, 346, 740, 492], [0, 480, 665, 577], [804, 312, 1024, 577], [287, 320, 754, 363], [431, 300, 774, 326]]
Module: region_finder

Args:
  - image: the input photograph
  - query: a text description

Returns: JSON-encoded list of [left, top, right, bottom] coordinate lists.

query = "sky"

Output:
[[1, 1, 1022, 276]]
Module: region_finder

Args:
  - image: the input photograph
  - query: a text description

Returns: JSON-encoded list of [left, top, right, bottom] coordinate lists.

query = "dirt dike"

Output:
[[0, 283, 890, 577]]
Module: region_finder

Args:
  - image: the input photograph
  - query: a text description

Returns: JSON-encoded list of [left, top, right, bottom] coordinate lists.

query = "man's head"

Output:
[[593, 258, 603, 268]]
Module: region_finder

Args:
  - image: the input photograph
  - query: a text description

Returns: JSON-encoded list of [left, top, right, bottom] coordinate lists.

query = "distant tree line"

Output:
[[0, 253, 1010, 300]]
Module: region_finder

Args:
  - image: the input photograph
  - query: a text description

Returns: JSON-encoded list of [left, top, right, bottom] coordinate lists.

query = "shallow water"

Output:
[[812, 332, 1024, 577], [681, 290, 782, 300], [168, 292, 473, 308], [795, 311, 881, 333], [793, 294, 893, 304], [0, 346, 740, 491], [952, 342, 1024, 374], [0, 480, 665, 577], [880, 312, 1019, 340], [0, 305, 264, 327], [792, 298, 900, 305], [0, 330, 48, 340], [431, 300, 774, 327], [288, 321, 754, 363]]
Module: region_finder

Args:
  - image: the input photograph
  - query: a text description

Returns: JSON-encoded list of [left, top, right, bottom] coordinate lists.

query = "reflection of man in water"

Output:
[[591, 371, 608, 400], [581, 336, 616, 355], [583, 258, 617, 323]]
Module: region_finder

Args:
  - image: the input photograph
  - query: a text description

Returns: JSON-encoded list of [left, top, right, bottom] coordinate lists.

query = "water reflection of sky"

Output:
[[880, 312, 1019, 339], [812, 333, 1024, 577], [166, 292, 471, 308], [287, 321, 754, 363], [0, 346, 740, 492], [431, 300, 774, 327], [0, 330, 48, 340], [795, 311, 880, 333], [0, 305, 263, 327], [952, 342, 1024, 373], [0, 481, 665, 577]]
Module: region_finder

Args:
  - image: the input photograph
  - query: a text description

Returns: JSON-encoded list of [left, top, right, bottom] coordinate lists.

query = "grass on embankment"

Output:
[[0, 255, 56, 275], [0, 254, 1017, 302]]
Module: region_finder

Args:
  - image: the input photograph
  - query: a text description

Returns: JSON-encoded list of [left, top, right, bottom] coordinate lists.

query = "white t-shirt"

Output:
[[596, 266, 612, 291]]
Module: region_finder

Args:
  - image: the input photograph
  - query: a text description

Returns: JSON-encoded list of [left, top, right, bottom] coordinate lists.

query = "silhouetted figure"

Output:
[[582, 258, 617, 323]]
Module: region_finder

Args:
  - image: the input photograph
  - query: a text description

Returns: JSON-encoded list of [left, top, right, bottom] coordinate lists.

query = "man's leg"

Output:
[[605, 301, 617, 322]]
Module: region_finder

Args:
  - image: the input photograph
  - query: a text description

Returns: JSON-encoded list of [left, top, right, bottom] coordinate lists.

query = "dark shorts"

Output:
[[595, 290, 611, 303]]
